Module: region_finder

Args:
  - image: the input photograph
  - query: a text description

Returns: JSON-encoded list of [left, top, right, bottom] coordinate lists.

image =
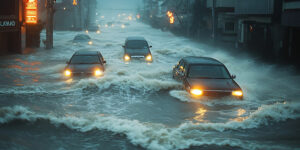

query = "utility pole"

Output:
[[45, 0, 54, 49], [212, 0, 217, 41]]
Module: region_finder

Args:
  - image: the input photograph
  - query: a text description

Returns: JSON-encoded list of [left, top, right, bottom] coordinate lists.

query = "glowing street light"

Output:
[[136, 14, 140, 19], [170, 16, 174, 24], [73, 0, 77, 5], [166, 11, 175, 24]]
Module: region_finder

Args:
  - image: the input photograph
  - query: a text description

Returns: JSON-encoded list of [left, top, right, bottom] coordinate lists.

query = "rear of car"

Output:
[[73, 34, 93, 45], [123, 37, 153, 62]]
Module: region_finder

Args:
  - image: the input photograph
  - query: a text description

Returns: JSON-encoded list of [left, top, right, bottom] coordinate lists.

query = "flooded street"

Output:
[[1, 10, 300, 150]]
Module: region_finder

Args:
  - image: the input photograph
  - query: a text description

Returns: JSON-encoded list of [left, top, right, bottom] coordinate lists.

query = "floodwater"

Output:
[[1, 10, 300, 150]]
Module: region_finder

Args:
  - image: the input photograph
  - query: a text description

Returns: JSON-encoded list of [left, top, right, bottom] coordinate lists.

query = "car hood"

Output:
[[66, 64, 104, 73], [186, 78, 240, 91], [126, 48, 150, 56]]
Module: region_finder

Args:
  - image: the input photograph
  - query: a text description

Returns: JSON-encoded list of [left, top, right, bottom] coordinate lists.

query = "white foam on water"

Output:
[[0, 104, 298, 150]]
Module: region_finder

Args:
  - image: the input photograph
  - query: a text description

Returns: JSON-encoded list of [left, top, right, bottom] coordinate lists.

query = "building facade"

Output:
[[53, 0, 98, 31], [141, 0, 300, 65], [0, 0, 42, 55]]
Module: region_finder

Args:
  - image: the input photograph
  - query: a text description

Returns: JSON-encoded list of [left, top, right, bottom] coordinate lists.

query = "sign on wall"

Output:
[[26, 0, 37, 24], [0, 16, 19, 32]]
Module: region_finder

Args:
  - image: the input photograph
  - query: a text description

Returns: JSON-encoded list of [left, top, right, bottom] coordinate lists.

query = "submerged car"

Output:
[[173, 56, 243, 99], [122, 36, 153, 62], [73, 34, 93, 45], [64, 50, 106, 77]]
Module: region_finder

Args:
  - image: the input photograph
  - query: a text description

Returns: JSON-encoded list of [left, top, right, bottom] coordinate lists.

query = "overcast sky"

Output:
[[97, 0, 142, 10]]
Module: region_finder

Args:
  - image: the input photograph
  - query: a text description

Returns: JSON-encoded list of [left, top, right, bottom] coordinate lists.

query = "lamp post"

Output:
[[45, 0, 54, 49], [212, 0, 217, 41]]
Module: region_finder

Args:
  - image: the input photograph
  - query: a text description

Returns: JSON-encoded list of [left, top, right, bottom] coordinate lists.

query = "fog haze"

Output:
[[98, 0, 142, 10]]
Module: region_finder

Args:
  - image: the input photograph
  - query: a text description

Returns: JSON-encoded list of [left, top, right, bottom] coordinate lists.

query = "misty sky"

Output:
[[98, 0, 142, 10]]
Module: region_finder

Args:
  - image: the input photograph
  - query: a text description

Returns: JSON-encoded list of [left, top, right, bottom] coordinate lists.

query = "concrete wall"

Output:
[[207, 0, 235, 8], [235, 0, 274, 15]]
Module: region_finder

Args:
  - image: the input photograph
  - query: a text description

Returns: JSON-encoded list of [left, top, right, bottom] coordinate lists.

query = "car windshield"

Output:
[[70, 55, 100, 64], [126, 40, 148, 49], [126, 48, 149, 54], [188, 65, 231, 79]]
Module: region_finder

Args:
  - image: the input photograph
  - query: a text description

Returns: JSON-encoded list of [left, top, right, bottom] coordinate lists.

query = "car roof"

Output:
[[126, 36, 146, 41], [74, 50, 99, 55], [182, 56, 224, 65], [74, 34, 91, 39]]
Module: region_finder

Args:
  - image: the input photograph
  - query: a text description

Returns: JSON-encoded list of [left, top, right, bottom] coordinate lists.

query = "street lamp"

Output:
[[73, 0, 77, 5], [167, 11, 175, 24]]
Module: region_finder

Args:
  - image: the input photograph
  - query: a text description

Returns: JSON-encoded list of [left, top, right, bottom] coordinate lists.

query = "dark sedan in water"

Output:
[[64, 50, 106, 77], [73, 34, 93, 45], [122, 36, 153, 62], [173, 56, 243, 99]]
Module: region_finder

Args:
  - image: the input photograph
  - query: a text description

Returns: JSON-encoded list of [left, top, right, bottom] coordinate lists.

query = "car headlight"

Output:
[[88, 41, 93, 45], [146, 54, 152, 61], [64, 69, 71, 77], [232, 90, 243, 97], [124, 55, 130, 61], [190, 89, 203, 96], [94, 69, 103, 76]]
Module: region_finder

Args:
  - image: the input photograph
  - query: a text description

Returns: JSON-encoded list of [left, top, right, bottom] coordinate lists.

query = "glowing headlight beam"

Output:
[[190, 89, 203, 96], [146, 55, 152, 61], [64, 69, 71, 77], [124, 55, 130, 61], [94, 69, 103, 76], [232, 90, 243, 97]]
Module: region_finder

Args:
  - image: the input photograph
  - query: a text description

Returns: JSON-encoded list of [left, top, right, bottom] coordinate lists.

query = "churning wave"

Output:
[[1, 102, 299, 150]]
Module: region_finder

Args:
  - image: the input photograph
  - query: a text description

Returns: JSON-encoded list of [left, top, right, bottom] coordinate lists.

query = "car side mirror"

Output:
[[149, 45, 152, 48], [103, 60, 106, 64], [122, 45, 125, 48], [231, 74, 236, 79]]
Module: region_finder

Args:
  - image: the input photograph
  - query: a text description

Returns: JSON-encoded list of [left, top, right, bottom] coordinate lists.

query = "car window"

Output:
[[188, 65, 231, 79], [70, 55, 101, 64], [126, 40, 148, 49], [126, 48, 150, 54]]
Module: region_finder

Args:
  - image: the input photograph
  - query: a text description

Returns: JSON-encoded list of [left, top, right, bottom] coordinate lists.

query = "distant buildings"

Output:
[[141, 0, 300, 65], [54, 0, 98, 31]]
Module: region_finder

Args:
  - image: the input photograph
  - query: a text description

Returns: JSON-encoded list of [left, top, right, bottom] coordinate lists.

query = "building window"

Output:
[[225, 22, 235, 32]]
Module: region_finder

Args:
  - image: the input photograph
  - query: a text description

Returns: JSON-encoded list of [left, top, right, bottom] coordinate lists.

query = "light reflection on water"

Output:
[[193, 106, 207, 122], [231, 108, 248, 122], [6, 58, 41, 86]]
